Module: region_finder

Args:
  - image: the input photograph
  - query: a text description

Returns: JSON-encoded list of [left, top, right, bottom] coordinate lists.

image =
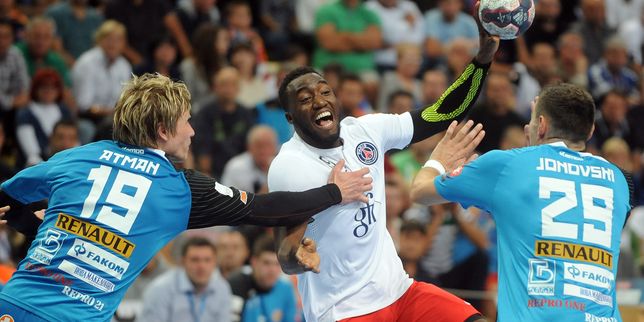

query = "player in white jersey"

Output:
[[268, 3, 499, 321]]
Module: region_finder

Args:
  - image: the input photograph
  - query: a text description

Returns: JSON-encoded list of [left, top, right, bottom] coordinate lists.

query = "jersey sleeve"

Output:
[[0, 149, 71, 203], [357, 112, 414, 152], [434, 150, 512, 212]]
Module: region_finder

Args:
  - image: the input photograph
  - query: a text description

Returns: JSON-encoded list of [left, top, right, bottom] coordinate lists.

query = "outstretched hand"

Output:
[[296, 237, 320, 273], [429, 120, 485, 173], [473, 0, 501, 64], [328, 160, 372, 204]]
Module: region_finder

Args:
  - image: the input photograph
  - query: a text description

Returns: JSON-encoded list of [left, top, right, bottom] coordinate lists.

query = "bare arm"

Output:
[[349, 25, 383, 51], [410, 120, 485, 205], [316, 24, 354, 52], [276, 223, 319, 274], [164, 12, 193, 58]]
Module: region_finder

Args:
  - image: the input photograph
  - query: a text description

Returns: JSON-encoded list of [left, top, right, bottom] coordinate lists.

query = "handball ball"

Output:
[[478, 0, 535, 40]]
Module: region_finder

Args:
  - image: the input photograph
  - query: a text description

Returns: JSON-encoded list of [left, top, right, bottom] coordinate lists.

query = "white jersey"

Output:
[[268, 113, 415, 321]]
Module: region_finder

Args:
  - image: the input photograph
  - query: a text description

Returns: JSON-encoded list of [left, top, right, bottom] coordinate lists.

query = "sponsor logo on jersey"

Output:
[[68, 239, 129, 280], [527, 258, 555, 296], [29, 229, 68, 265], [355, 142, 378, 165], [59, 260, 115, 292], [0, 314, 15, 322], [24, 261, 73, 286], [214, 182, 234, 197], [585, 313, 617, 322], [527, 299, 586, 311], [353, 192, 375, 238], [535, 240, 613, 269], [239, 191, 248, 204], [61, 285, 105, 311], [563, 262, 613, 290], [563, 283, 613, 307], [55, 213, 135, 258]]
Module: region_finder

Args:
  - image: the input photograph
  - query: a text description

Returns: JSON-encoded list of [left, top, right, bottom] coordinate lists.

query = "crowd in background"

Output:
[[1, 0, 644, 320]]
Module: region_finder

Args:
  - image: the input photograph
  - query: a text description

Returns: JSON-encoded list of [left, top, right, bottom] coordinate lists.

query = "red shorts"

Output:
[[339, 281, 482, 322]]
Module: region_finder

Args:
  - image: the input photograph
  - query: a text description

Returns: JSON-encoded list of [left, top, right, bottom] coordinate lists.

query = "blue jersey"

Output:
[[0, 141, 191, 321], [435, 142, 631, 322]]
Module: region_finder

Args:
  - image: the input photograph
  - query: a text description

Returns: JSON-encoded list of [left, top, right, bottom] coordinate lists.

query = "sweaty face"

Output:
[[287, 73, 341, 148]]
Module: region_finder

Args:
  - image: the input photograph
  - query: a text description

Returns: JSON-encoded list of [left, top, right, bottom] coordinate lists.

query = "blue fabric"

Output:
[[241, 278, 297, 322]]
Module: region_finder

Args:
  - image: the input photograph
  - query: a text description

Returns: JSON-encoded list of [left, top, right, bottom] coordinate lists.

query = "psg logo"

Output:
[[355, 142, 378, 165]]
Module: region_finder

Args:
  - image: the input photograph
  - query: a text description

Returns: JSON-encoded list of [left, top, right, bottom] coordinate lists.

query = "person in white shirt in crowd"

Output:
[[71, 20, 131, 143], [221, 125, 278, 194], [365, 0, 425, 72]]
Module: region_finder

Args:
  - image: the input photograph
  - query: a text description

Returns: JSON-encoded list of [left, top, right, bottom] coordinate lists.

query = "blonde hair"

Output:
[[94, 20, 126, 43], [113, 73, 191, 148]]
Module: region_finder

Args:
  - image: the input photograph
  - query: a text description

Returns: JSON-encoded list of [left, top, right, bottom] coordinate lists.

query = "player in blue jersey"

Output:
[[0, 73, 372, 322], [410, 84, 635, 321]]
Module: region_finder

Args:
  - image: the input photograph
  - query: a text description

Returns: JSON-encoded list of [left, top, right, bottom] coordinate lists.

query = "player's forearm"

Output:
[[410, 168, 446, 205], [409, 59, 489, 143], [276, 224, 308, 275]]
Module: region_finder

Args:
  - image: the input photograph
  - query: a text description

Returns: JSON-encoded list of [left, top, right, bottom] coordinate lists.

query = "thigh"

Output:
[[397, 281, 482, 322]]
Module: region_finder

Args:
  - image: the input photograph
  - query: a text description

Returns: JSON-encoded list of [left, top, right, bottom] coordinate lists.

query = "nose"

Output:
[[312, 93, 328, 110], [189, 124, 195, 137]]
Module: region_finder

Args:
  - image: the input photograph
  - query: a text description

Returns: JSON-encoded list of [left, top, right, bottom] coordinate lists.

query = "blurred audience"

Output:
[[377, 43, 423, 112], [216, 230, 250, 279], [45, 0, 103, 65], [423, 0, 478, 63], [221, 125, 277, 193]]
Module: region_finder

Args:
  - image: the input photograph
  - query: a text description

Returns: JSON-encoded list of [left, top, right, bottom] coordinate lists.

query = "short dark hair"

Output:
[[400, 220, 427, 235], [252, 234, 275, 257], [53, 119, 78, 133], [536, 83, 595, 143], [278, 66, 320, 111], [0, 17, 13, 32], [338, 73, 362, 89], [181, 237, 217, 257], [388, 89, 414, 106]]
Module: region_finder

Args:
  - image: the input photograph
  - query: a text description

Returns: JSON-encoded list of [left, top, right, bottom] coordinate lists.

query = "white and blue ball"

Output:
[[478, 0, 535, 40]]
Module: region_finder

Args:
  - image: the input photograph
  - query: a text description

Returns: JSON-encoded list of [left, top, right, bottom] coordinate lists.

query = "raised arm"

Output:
[[409, 1, 499, 143]]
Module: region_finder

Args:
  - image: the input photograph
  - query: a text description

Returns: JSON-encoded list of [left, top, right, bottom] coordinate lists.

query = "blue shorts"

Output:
[[0, 298, 50, 322]]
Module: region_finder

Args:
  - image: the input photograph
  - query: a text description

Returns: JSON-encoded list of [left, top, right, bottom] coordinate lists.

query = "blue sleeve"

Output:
[[0, 149, 70, 203], [434, 150, 512, 212]]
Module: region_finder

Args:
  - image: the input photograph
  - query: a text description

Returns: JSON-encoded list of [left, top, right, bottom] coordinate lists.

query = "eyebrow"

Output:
[[294, 79, 328, 93]]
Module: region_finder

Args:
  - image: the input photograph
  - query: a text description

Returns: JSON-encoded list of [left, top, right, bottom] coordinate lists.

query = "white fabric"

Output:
[[29, 102, 62, 136], [16, 126, 42, 165], [220, 152, 266, 193], [296, 0, 333, 33], [72, 47, 132, 112], [268, 113, 415, 321], [618, 18, 644, 65], [365, 0, 425, 67]]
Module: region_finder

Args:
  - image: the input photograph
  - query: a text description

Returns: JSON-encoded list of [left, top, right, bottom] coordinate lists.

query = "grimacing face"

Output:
[[286, 73, 341, 149]]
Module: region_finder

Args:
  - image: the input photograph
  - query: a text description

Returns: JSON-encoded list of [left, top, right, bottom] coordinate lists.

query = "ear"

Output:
[[587, 123, 595, 141], [157, 124, 169, 142], [538, 115, 548, 140], [284, 112, 293, 124]]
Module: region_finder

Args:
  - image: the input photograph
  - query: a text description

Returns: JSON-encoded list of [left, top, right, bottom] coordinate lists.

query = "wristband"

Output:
[[423, 159, 446, 175]]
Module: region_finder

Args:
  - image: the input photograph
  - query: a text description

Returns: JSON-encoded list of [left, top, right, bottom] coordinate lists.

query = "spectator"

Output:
[[228, 235, 298, 322], [588, 36, 640, 103], [180, 23, 229, 110], [442, 37, 475, 81], [0, 123, 16, 182], [366, 0, 424, 71], [589, 90, 631, 151], [225, 0, 268, 63], [45, 0, 103, 65], [176, 0, 220, 40], [605, 0, 644, 30], [377, 43, 423, 112], [229, 43, 274, 109], [16, 17, 71, 87], [0, 0, 27, 41], [71, 20, 131, 143], [423, 0, 478, 62], [627, 101, 644, 153], [337, 74, 371, 119], [387, 89, 415, 115], [313, 0, 382, 76], [216, 230, 250, 279], [321, 63, 344, 93], [47, 119, 79, 157], [259, 0, 296, 61], [105, 0, 192, 67], [0, 17, 29, 114], [522, 0, 566, 48], [16, 68, 72, 166], [568, 0, 615, 64], [384, 169, 410, 247], [295, 0, 332, 36], [618, 7, 644, 65], [422, 203, 489, 312], [555, 32, 589, 88], [221, 125, 277, 194], [419, 68, 448, 107], [468, 72, 525, 153], [138, 237, 232, 322], [390, 133, 441, 184], [115, 254, 171, 321], [133, 36, 181, 81], [193, 67, 255, 178], [398, 220, 433, 282]]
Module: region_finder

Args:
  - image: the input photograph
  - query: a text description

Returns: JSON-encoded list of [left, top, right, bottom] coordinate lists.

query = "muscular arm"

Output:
[[275, 223, 310, 274], [184, 170, 342, 229], [316, 24, 354, 52]]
